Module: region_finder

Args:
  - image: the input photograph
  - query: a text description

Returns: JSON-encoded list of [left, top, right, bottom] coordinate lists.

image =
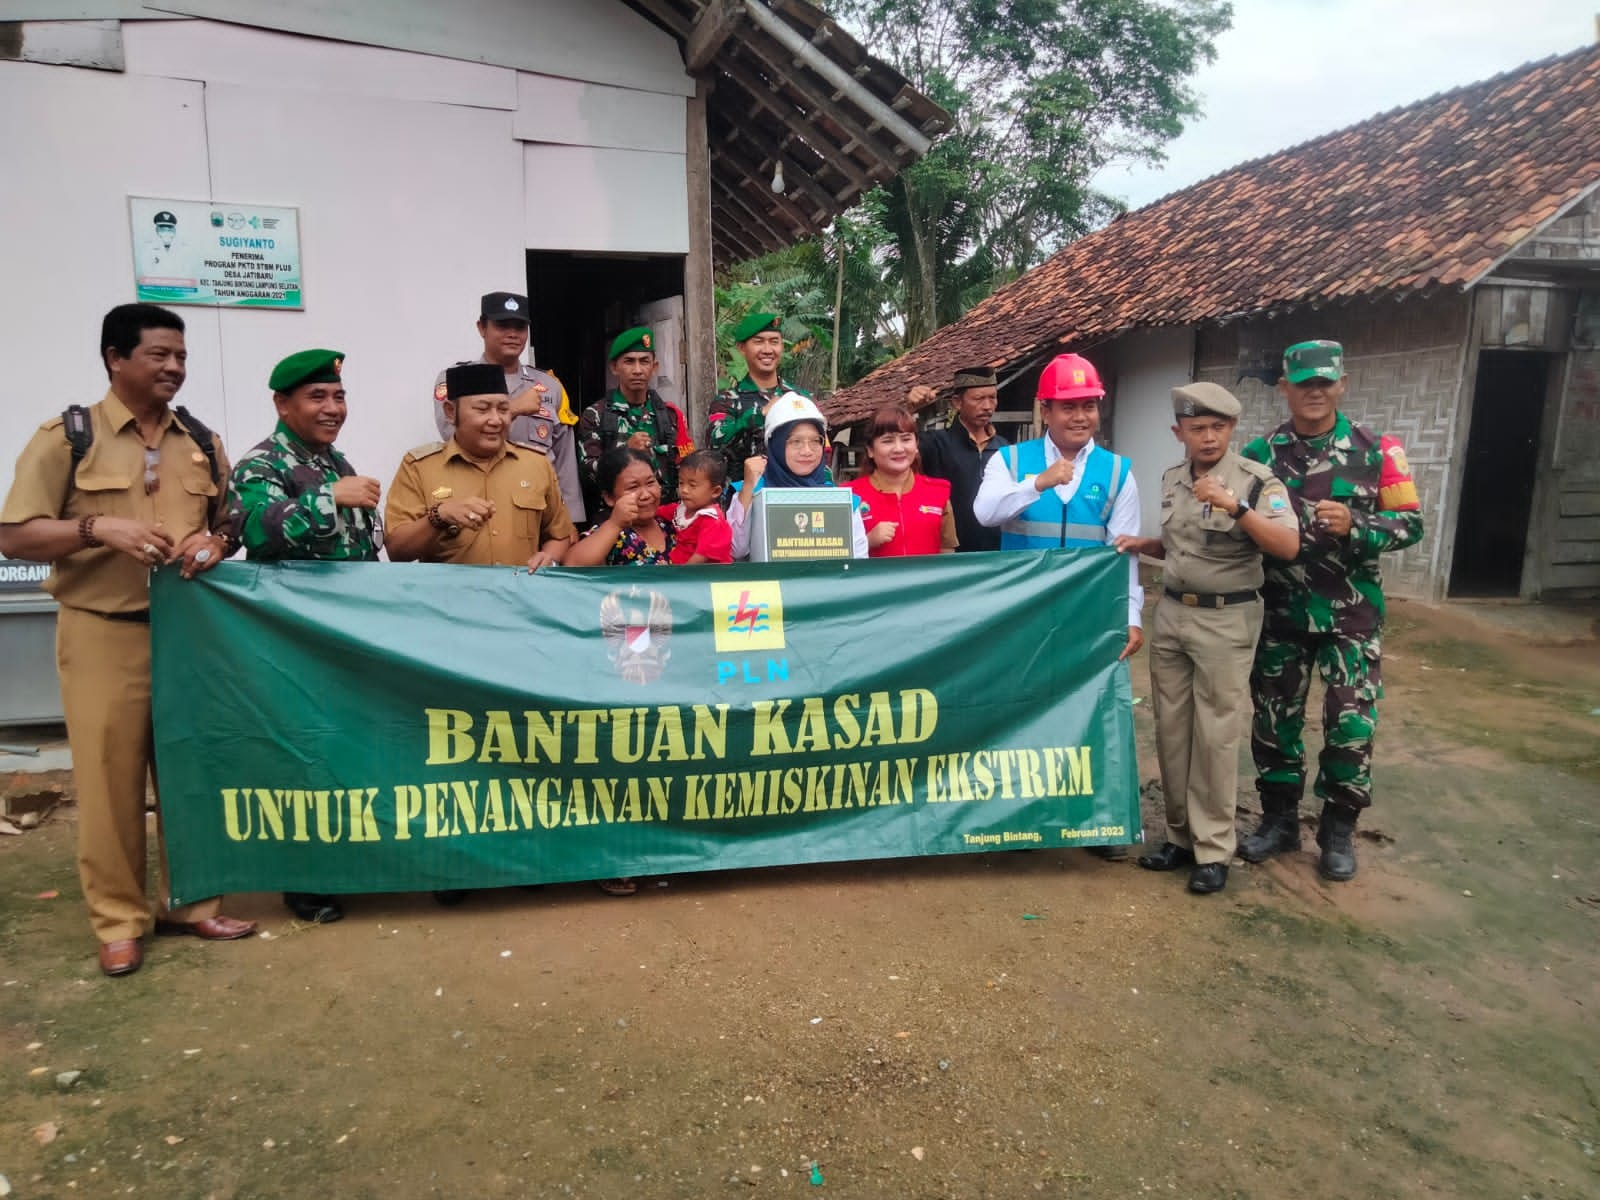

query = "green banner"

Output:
[[151, 552, 1140, 903]]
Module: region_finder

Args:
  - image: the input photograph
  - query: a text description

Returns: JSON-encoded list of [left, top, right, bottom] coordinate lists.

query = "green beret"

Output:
[[732, 312, 781, 342], [270, 348, 344, 393], [608, 326, 655, 361], [1172, 382, 1241, 420]]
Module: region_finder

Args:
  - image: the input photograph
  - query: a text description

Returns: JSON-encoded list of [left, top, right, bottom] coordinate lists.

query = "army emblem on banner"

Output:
[[600, 585, 673, 684]]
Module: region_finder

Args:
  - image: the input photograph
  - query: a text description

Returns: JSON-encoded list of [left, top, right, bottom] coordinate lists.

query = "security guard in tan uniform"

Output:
[[1115, 382, 1299, 894], [0, 303, 257, 976], [387, 361, 576, 569]]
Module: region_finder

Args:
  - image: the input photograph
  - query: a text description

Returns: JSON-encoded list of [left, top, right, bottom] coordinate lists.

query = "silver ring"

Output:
[[142, 542, 160, 558], [194, 549, 212, 564]]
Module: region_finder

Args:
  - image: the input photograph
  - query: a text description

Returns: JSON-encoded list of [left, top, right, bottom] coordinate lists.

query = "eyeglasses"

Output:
[[143, 447, 160, 495], [787, 437, 826, 450]]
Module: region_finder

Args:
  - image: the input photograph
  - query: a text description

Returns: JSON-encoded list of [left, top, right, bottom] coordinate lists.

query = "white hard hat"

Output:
[[763, 391, 829, 445]]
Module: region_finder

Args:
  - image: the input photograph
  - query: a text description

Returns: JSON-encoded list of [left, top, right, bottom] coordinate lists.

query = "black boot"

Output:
[[1238, 787, 1302, 863], [1316, 804, 1359, 882]]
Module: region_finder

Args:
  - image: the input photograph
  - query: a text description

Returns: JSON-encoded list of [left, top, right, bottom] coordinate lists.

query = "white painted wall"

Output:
[[1110, 326, 1198, 535], [523, 145, 690, 254], [152, 0, 693, 97], [0, 60, 225, 496], [202, 81, 525, 485], [0, 13, 693, 518]]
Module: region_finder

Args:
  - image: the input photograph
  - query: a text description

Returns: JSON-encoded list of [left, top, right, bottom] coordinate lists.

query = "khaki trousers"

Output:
[[1149, 595, 1263, 864], [56, 604, 219, 942]]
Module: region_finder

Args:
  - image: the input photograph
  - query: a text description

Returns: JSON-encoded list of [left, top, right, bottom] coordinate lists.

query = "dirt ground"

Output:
[[3, 598, 1598, 1200]]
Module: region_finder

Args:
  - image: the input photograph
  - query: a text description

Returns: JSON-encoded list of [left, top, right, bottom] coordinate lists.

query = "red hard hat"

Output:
[[1036, 353, 1105, 402]]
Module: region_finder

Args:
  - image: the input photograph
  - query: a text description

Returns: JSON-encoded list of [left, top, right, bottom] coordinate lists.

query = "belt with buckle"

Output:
[[1164, 587, 1258, 609]]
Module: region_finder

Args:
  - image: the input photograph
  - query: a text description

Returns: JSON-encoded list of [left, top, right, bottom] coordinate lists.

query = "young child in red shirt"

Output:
[[659, 449, 733, 564]]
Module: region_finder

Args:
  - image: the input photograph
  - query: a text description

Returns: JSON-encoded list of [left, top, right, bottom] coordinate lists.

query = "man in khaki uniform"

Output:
[[0, 303, 257, 976], [431, 290, 584, 523], [386, 361, 575, 569], [1115, 382, 1299, 895]]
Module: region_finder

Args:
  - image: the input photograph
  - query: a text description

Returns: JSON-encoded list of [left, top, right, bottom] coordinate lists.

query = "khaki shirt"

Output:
[[385, 438, 575, 566], [1, 390, 229, 614], [1159, 450, 1297, 595]]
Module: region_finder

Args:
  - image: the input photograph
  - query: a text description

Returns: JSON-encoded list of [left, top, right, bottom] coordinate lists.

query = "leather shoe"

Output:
[[99, 938, 143, 977], [154, 915, 257, 940], [284, 892, 344, 924], [1136, 842, 1195, 871], [1187, 862, 1229, 894]]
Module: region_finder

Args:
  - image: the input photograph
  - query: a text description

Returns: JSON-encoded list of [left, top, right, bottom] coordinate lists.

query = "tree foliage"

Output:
[[715, 1, 1231, 382], [839, 0, 1232, 346]]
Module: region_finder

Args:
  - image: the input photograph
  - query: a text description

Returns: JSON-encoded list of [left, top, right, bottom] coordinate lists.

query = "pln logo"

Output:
[[710, 581, 788, 686], [710, 582, 784, 652]]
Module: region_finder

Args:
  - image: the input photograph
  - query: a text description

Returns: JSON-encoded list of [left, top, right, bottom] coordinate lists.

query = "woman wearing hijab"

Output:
[[727, 392, 868, 560], [850, 402, 958, 556]]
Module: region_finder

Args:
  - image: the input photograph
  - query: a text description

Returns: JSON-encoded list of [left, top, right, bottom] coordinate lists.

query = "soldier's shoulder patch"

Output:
[[406, 441, 446, 461], [1378, 434, 1420, 511]]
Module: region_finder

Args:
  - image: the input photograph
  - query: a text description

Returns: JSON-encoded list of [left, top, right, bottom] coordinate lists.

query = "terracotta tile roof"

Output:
[[823, 43, 1600, 425]]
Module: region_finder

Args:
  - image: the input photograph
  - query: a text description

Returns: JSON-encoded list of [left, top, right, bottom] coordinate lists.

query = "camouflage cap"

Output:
[[1283, 340, 1344, 385], [608, 326, 655, 360], [445, 361, 508, 401], [1172, 382, 1240, 420], [269, 348, 344, 393], [732, 312, 782, 342]]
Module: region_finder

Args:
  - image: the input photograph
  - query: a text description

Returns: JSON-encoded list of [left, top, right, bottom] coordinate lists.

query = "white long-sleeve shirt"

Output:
[[727, 485, 869, 560], [973, 437, 1144, 628]]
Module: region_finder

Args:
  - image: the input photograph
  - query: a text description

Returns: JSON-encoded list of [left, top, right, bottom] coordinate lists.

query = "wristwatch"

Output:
[[1231, 496, 1251, 520]]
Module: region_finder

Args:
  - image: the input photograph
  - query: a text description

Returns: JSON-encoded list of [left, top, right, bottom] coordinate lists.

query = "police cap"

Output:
[[480, 291, 530, 324]]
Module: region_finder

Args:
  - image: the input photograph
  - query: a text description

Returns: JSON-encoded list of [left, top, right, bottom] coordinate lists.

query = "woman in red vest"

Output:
[[850, 403, 958, 556]]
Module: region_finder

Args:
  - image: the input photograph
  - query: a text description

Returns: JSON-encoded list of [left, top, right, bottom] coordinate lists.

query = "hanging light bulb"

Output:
[[771, 161, 786, 194]]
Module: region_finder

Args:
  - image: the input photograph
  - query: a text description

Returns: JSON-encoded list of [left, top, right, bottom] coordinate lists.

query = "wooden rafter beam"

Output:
[[729, 38, 911, 173], [715, 107, 845, 216], [711, 176, 797, 249], [713, 54, 877, 196], [712, 132, 824, 231], [685, 0, 744, 73]]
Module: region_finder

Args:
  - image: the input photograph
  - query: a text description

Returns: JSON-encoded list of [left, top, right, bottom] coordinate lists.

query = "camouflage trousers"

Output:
[[1249, 627, 1382, 811]]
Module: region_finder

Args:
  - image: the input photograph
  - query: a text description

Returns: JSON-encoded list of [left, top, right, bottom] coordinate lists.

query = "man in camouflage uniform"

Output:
[[578, 326, 692, 505], [233, 348, 382, 926], [234, 348, 382, 568], [707, 312, 809, 484], [1239, 340, 1424, 881]]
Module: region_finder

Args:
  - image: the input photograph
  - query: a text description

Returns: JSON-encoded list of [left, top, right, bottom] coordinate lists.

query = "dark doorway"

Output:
[[1450, 350, 1549, 597], [524, 251, 685, 415]]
